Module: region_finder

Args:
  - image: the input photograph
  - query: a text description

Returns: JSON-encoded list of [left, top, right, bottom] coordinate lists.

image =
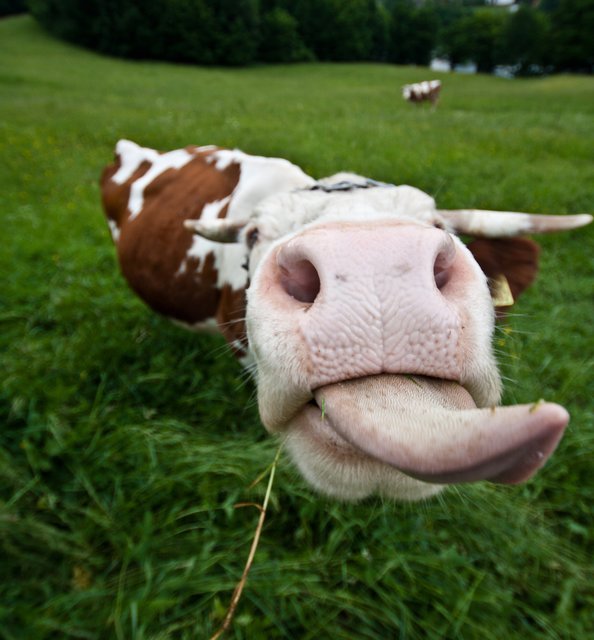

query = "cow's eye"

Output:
[[246, 226, 259, 250]]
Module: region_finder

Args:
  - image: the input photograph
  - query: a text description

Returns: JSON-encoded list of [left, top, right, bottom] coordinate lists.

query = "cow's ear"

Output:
[[467, 237, 540, 311]]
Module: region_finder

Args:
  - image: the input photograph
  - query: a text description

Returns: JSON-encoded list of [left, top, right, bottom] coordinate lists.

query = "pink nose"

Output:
[[262, 222, 473, 388]]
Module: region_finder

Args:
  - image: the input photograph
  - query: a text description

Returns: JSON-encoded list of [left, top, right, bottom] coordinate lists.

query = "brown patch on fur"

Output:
[[101, 147, 244, 326], [467, 238, 541, 315]]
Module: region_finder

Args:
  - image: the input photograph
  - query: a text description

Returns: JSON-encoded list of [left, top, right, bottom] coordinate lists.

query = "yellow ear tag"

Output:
[[491, 274, 514, 307]]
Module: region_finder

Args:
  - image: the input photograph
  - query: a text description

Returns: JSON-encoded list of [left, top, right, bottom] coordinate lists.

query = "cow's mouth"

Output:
[[293, 374, 568, 485]]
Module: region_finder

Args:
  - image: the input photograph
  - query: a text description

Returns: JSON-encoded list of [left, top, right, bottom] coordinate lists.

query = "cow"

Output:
[[402, 80, 442, 107], [101, 139, 591, 501]]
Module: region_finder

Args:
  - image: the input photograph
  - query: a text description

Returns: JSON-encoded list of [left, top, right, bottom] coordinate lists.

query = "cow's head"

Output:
[[103, 141, 591, 502]]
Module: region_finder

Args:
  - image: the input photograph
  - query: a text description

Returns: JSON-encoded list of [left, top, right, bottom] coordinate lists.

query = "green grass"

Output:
[[1, 14, 593, 640]]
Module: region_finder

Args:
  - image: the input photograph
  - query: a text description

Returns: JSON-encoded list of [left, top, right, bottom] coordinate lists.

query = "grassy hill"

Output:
[[1, 15, 593, 640]]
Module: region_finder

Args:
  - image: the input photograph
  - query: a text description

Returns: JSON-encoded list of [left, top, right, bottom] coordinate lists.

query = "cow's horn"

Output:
[[438, 209, 592, 238], [183, 218, 247, 243]]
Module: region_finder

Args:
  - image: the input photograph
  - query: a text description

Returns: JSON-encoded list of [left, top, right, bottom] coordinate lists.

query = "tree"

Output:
[[550, 0, 594, 72], [0, 0, 26, 15], [370, 0, 391, 61], [28, 0, 260, 65], [291, 0, 387, 61], [152, 0, 218, 64], [388, 0, 438, 66], [208, 0, 260, 66], [501, 5, 549, 75], [540, 0, 561, 12], [441, 9, 507, 73], [440, 15, 475, 68], [258, 7, 313, 62], [469, 10, 507, 73]]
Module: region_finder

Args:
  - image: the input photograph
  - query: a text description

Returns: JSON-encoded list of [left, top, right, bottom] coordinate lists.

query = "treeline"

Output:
[[1, 0, 26, 15], [436, 0, 594, 74], [26, 0, 594, 74]]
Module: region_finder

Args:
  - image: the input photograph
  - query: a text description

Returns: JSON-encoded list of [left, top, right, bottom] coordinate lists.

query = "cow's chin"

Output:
[[282, 374, 569, 502]]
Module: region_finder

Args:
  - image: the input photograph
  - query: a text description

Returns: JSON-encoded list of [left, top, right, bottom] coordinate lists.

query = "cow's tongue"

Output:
[[313, 375, 568, 484]]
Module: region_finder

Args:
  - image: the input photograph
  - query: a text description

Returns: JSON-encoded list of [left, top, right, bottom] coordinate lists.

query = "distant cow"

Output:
[[101, 140, 591, 501], [403, 79, 442, 107]]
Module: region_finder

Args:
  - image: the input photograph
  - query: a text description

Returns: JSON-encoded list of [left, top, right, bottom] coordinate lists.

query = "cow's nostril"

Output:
[[279, 259, 321, 303], [434, 263, 451, 290], [434, 247, 455, 291]]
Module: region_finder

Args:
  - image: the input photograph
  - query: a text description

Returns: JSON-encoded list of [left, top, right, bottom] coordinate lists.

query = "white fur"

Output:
[[107, 219, 120, 243], [177, 151, 314, 292], [112, 139, 159, 184]]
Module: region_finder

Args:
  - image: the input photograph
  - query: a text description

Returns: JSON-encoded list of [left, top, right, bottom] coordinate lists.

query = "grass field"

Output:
[[1, 14, 594, 640]]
